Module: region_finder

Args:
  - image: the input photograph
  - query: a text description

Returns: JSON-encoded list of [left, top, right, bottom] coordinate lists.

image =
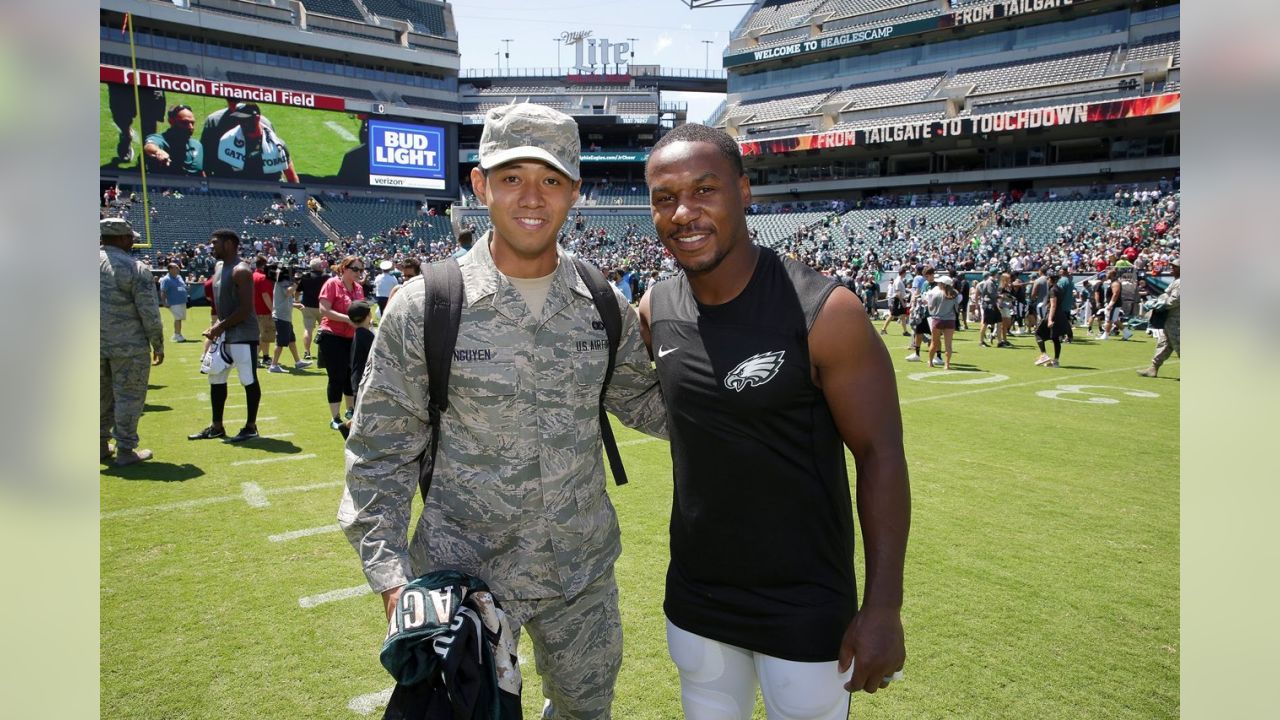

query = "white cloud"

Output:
[[680, 23, 693, 31], [654, 34, 673, 55]]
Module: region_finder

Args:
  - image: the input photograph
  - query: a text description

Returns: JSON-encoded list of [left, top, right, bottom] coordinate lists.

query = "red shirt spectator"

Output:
[[319, 273, 364, 339], [1094, 257, 1109, 272], [252, 270, 273, 316], [1123, 246, 1139, 262], [203, 278, 216, 315]]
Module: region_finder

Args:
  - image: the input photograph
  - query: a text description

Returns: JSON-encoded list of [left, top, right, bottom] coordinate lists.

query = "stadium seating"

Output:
[[747, 211, 833, 245], [361, 0, 448, 36], [739, 0, 827, 35], [948, 48, 1115, 94], [817, 0, 917, 22], [191, 0, 295, 25], [1126, 32, 1180, 66], [828, 110, 944, 131], [729, 89, 835, 123], [585, 183, 649, 205], [401, 95, 461, 112], [459, 212, 656, 243], [614, 100, 659, 115], [314, 196, 452, 241], [825, 73, 946, 109], [224, 71, 378, 100], [301, 0, 365, 22], [111, 188, 322, 253]]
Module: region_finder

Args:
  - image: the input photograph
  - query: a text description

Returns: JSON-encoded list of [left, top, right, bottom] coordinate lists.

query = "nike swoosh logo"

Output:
[[657, 345, 679, 358]]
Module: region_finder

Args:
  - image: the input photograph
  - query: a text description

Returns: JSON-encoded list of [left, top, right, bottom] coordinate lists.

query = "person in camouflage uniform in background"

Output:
[[100, 218, 164, 466], [339, 103, 667, 719]]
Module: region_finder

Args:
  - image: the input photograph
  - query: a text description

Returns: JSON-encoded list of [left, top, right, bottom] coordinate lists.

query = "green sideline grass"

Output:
[[101, 310, 1179, 719], [100, 84, 363, 179]]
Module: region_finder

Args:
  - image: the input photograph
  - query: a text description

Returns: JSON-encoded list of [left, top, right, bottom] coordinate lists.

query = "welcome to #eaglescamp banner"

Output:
[[738, 92, 1180, 157]]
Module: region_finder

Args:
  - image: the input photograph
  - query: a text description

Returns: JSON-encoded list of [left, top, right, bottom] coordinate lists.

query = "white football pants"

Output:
[[667, 619, 852, 720]]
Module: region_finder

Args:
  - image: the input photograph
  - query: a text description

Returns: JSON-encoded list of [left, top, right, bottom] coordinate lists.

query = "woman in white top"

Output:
[[925, 276, 960, 370]]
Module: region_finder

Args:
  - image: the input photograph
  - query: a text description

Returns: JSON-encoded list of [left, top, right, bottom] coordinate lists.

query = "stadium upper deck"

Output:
[[713, 0, 1179, 201]]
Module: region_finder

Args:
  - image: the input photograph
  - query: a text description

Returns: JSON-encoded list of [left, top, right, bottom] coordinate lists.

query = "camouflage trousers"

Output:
[[101, 353, 152, 452], [1152, 315, 1180, 369], [503, 569, 621, 720]]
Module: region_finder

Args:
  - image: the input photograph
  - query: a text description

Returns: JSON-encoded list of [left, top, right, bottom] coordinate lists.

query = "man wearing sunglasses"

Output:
[[143, 104, 203, 176]]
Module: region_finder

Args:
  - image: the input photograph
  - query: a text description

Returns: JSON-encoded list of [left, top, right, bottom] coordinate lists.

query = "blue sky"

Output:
[[451, 0, 750, 122]]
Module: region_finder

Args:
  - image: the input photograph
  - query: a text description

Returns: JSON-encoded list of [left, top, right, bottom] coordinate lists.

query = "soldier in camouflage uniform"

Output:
[[100, 218, 164, 466], [339, 103, 667, 720]]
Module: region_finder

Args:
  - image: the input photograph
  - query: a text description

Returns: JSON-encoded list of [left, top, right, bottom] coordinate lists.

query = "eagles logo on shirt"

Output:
[[724, 350, 786, 392]]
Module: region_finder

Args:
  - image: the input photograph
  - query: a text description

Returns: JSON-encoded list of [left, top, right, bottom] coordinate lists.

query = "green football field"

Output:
[[99, 84, 363, 180], [100, 312, 1179, 719]]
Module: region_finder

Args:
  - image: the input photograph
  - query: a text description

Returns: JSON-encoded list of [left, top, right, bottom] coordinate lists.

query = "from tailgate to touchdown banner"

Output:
[[738, 93, 1180, 157]]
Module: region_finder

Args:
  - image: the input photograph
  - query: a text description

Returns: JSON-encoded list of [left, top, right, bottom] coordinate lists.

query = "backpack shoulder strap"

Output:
[[571, 257, 628, 486], [418, 258, 464, 503]]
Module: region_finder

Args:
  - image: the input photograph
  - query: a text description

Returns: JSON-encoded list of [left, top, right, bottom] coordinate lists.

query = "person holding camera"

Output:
[[267, 266, 312, 373]]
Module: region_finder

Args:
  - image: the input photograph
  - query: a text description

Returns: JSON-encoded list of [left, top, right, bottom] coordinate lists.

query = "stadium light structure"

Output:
[[701, 39, 714, 70]]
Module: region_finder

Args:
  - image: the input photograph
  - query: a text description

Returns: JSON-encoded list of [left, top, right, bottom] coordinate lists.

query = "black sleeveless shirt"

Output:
[[649, 247, 857, 662]]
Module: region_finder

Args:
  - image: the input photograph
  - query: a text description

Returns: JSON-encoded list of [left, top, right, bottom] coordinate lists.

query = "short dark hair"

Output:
[[347, 300, 374, 325], [648, 123, 744, 178], [400, 257, 421, 272], [210, 228, 240, 245], [457, 228, 475, 249]]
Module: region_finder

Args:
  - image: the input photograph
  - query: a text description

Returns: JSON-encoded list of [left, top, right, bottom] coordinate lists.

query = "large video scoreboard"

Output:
[[100, 65, 458, 195]]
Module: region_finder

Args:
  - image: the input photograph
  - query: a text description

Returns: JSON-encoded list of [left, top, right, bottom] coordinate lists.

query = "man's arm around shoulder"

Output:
[[337, 286, 433, 619], [603, 285, 666, 440], [809, 286, 910, 693]]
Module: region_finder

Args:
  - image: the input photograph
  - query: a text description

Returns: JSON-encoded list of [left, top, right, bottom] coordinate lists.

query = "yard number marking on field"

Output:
[[1035, 384, 1160, 404], [907, 370, 1009, 385], [348, 687, 394, 715], [901, 364, 1170, 405], [241, 482, 270, 507]]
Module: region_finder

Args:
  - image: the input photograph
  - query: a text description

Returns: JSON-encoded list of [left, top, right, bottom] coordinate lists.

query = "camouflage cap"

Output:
[[100, 217, 139, 239], [479, 103, 581, 181]]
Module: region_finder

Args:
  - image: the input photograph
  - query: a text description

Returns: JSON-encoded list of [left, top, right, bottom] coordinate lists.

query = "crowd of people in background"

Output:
[[107, 177, 1180, 335]]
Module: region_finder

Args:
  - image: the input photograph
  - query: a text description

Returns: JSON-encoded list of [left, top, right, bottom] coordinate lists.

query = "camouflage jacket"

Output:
[[338, 233, 667, 601], [100, 245, 164, 358]]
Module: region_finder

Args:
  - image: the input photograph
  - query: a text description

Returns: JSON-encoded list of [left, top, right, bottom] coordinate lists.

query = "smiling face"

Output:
[[646, 140, 752, 277], [471, 161, 579, 276]]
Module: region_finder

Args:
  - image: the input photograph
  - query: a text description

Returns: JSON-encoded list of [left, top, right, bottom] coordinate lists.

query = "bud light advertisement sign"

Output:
[[368, 119, 447, 190]]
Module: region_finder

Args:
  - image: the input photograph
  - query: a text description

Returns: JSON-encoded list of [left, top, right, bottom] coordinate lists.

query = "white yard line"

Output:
[[272, 481, 346, 496], [324, 120, 359, 142], [347, 688, 394, 715], [264, 433, 295, 439], [299, 584, 371, 608], [241, 482, 270, 507], [167, 387, 314, 403], [230, 453, 317, 467], [102, 480, 343, 520], [268, 524, 341, 543], [617, 437, 661, 448]]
